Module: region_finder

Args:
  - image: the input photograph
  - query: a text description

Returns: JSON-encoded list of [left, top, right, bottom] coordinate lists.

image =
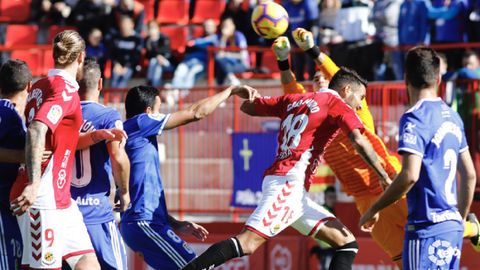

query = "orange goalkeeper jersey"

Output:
[[282, 54, 401, 197]]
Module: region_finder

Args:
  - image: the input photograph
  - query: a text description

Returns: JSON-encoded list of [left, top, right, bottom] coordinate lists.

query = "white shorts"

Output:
[[17, 199, 94, 269], [246, 175, 335, 238]]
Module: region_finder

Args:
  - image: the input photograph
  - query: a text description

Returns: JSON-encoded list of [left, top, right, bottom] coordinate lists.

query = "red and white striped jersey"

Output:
[[252, 90, 364, 189], [11, 69, 82, 209]]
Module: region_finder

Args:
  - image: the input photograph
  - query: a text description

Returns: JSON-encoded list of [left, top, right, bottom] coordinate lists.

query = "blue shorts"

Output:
[[86, 220, 127, 270], [403, 230, 463, 270], [0, 209, 22, 270], [120, 221, 196, 270]]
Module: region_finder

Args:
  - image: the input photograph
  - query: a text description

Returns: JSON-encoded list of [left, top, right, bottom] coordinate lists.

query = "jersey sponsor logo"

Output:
[[286, 99, 320, 113], [403, 133, 417, 145], [431, 121, 462, 148], [46, 105, 63, 125], [75, 196, 101, 206], [428, 239, 461, 267], [430, 210, 462, 223]]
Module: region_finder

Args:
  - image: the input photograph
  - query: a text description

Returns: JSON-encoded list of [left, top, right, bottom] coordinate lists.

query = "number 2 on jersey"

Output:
[[443, 149, 457, 206]]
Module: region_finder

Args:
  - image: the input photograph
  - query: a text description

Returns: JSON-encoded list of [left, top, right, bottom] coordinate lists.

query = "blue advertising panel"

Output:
[[231, 132, 278, 208]]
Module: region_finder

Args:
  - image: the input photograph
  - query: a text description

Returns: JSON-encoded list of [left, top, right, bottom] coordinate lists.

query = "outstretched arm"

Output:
[[359, 153, 421, 231], [164, 85, 259, 130]]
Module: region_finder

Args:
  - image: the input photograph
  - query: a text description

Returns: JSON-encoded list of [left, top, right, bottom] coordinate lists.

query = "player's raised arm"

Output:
[[457, 150, 477, 219], [164, 85, 259, 130]]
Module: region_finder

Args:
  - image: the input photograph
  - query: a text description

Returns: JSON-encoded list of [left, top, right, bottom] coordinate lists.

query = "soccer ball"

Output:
[[251, 1, 289, 39]]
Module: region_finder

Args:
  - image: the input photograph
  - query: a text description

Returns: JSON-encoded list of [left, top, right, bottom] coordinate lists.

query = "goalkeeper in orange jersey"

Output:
[[271, 27, 480, 268]]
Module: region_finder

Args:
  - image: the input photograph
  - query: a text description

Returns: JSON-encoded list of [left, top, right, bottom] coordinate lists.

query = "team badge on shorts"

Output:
[[43, 251, 56, 265], [428, 240, 461, 267], [270, 223, 281, 235]]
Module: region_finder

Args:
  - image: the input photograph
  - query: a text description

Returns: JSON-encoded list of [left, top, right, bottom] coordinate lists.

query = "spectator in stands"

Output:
[[31, 0, 75, 25], [86, 28, 107, 77], [467, 0, 480, 41], [428, 0, 468, 69], [457, 50, 480, 79], [109, 16, 143, 88], [283, 0, 319, 81], [70, 0, 113, 37], [371, 0, 403, 80], [222, 0, 269, 74], [318, 0, 342, 45], [170, 19, 217, 90], [145, 20, 172, 88], [438, 52, 456, 80], [397, 0, 429, 79], [214, 16, 249, 86], [111, 0, 145, 34]]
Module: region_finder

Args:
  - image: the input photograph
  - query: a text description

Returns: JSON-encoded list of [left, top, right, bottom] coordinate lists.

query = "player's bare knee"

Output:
[[72, 253, 100, 270], [314, 219, 356, 248], [236, 230, 266, 255]]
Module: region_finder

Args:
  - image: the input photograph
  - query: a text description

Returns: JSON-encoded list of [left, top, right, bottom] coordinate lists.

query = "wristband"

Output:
[[305, 46, 321, 59], [277, 59, 290, 71]]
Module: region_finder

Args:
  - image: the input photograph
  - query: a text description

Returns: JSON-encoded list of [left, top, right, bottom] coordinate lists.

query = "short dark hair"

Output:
[[405, 46, 439, 89], [324, 185, 336, 194], [328, 67, 368, 91], [125, 85, 159, 119], [0, 59, 32, 97], [78, 57, 101, 93]]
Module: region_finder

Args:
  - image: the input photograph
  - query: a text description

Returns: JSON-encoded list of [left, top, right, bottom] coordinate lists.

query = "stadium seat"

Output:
[[0, 0, 31, 22], [157, 0, 189, 25], [190, 24, 204, 39], [137, 0, 155, 22], [11, 50, 41, 76], [160, 26, 188, 55], [41, 49, 54, 76], [191, 0, 225, 25], [47, 25, 78, 44], [5, 24, 38, 46]]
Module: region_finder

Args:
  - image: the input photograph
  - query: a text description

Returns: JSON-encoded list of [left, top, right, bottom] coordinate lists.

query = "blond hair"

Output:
[[53, 30, 85, 67]]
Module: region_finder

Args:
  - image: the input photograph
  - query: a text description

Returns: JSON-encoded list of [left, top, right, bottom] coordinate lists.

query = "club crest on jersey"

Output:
[[270, 223, 282, 234], [46, 105, 63, 125]]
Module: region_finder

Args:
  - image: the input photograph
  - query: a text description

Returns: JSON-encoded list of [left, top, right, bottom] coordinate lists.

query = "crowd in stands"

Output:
[[2, 0, 480, 90]]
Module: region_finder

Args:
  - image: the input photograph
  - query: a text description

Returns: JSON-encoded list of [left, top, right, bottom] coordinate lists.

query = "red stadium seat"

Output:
[[190, 25, 204, 39], [5, 24, 38, 46], [138, 0, 155, 22], [11, 50, 41, 76], [41, 49, 54, 76], [160, 26, 188, 55], [0, 0, 31, 22], [157, 0, 189, 25], [47, 25, 78, 44], [191, 0, 225, 25]]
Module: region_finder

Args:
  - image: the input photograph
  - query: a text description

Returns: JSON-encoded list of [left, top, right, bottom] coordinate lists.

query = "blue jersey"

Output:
[[71, 101, 123, 224], [398, 98, 467, 236], [0, 99, 26, 211], [122, 113, 170, 223]]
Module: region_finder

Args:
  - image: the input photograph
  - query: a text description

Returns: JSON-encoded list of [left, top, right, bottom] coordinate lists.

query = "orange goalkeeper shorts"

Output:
[[355, 194, 408, 262]]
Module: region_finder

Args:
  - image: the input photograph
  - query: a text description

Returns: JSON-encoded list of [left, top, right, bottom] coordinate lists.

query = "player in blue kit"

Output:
[[71, 58, 131, 270], [360, 47, 477, 269], [120, 84, 259, 269], [0, 60, 32, 270]]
